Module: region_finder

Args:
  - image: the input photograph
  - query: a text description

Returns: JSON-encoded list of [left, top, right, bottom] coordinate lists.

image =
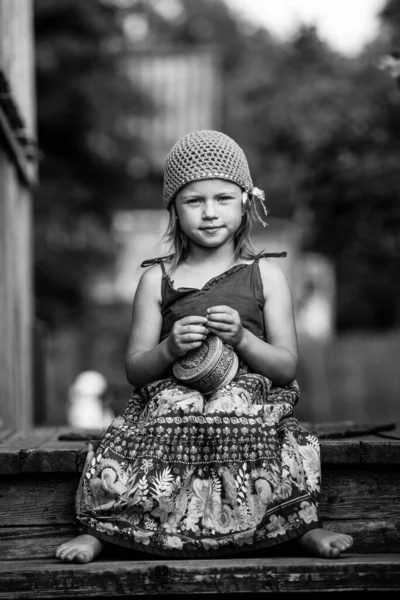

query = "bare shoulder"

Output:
[[258, 257, 291, 293], [135, 263, 163, 304]]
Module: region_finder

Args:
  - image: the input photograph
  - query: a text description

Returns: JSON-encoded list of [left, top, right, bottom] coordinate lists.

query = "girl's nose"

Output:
[[202, 199, 217, 219]]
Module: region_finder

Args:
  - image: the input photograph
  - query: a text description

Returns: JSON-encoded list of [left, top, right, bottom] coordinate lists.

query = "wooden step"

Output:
[[0, 554, 399, 596], [1, 427, 400, 559], [0, 426, 399, 595]]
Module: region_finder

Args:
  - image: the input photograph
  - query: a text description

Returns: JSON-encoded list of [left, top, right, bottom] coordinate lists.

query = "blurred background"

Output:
[[10, 0, 400, 426]]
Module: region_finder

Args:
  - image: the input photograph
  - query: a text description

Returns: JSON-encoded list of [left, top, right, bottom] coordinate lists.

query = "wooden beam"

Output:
[[0, 102, 35, 186], [0, 555, 399, 596]]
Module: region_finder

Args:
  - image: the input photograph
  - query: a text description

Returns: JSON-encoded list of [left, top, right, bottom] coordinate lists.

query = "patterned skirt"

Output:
[[76, 367, 321, 557]]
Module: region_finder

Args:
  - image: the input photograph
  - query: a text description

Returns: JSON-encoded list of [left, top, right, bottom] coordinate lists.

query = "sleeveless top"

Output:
[[145, 252, 287, 343]]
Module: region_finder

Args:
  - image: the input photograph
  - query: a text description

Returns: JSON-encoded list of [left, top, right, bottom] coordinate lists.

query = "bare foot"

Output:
[[298, 528, 353, 559], [55, 534, 105, 564]]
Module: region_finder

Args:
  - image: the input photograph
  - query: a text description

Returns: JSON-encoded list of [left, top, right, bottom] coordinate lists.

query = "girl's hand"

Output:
[[167, 316, 208, 359], [206, 305, 243, 347]]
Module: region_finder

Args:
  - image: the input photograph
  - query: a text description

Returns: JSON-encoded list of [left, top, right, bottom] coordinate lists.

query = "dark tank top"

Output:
[[149, 252, 287, 343]]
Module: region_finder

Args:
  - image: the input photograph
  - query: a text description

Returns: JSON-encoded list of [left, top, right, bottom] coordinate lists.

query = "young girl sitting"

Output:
[[55, 130, 353, 563]]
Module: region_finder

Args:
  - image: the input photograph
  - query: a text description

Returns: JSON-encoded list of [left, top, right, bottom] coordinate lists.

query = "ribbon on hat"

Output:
[[248, 186, 268, 227]]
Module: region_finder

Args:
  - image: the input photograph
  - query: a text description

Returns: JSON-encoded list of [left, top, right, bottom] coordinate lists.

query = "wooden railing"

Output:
[[0, 0, 36, 429]]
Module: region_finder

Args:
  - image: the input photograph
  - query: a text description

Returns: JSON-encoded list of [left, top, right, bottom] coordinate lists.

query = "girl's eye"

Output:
[[186, 198, 202, 204], [218, 196, 232, 202]]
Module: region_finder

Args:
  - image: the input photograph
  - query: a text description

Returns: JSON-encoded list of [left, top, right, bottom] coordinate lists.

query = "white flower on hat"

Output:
[[251, 187, 265, 202], [249, 187, 268, 227]]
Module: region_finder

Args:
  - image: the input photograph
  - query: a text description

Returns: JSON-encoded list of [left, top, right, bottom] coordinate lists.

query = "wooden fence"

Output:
[[297, 329, 400, 424], [0, 0, 36, 429]]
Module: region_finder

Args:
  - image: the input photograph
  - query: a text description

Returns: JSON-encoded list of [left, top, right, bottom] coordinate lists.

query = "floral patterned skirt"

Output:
[[76, 368, 321, 557]]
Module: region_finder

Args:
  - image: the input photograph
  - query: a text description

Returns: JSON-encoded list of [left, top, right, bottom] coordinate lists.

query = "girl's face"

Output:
[[174, 179, 243, 250]]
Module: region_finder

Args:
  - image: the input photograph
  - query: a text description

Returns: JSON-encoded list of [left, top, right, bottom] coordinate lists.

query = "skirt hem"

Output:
[[80, 520, 322, 559]]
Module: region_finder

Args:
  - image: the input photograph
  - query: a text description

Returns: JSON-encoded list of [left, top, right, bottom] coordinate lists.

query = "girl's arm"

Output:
[[238, 258, 298, 385], [206, 259, 298, 386], [125, 266, 208, 389]]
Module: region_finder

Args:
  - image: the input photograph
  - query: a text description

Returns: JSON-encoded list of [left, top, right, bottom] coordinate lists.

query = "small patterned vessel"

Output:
[[172, 333, 239, 395]]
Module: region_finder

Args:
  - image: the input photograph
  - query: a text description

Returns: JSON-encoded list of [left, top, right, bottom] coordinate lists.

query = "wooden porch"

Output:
[[1, 425, 399, 596]]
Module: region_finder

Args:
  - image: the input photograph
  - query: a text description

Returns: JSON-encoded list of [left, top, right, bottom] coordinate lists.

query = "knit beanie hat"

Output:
[[163, 130, 254, 207]]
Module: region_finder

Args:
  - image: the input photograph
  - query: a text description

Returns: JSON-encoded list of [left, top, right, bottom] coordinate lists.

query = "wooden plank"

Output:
[[1, 469, 399, 555], [0, 449, 21, 474], [0, 526, 77, 561], [0, 475, 79, 526], [320, 467, 400, 519], [16, 184, 33, 428], [1, 436, 400, 474], [19, 449, 81, 473], [0, 0, 35, 431], [0, 102, 33, 185], [321, 440, 400, 464], [300, 331, 400, 424], [323, 519, 400, 555], [0, 555, 399, 596], [1, 517, 399, 561], [0, 447, 89, 474]]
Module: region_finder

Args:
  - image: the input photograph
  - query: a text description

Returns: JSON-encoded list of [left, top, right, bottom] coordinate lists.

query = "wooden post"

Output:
[[0, 0, 36, 430]]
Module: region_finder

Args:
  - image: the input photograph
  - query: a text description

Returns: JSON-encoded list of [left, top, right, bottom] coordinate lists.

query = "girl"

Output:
[[56, 130, 353, 563]]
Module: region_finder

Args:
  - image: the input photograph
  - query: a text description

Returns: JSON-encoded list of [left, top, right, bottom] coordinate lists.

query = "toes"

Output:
[[61, 550, 76, 562], [346, 536, 354, 547], [75, 552, 91, 564], [333, 542, 347, 552], [330, 536, 353, 554], [56, 547, 78, 562], [341, 535, 353, 547], [54, 545, 68, 559]]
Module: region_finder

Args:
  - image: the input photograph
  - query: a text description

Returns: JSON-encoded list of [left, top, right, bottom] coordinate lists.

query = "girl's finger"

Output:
[[207, 323, 231, 332], [179, 316, 208, 325], [207, 305, 233, 315], [206, 313, 234, 323], [183, 325, 209, 334], [188, 341, 203, 349], [181, 333, 207, 342]]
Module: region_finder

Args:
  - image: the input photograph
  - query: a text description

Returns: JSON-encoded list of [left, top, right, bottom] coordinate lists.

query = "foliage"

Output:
[[303, 57, 400, 330], [34, 0, 147, 326]]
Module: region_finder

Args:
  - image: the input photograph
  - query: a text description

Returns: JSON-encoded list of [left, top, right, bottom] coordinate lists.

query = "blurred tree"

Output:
[[34, 0, 150, 326], [299, 0, 400, 331], [131, 0, 246, 69], [381, 0, 400, 48]]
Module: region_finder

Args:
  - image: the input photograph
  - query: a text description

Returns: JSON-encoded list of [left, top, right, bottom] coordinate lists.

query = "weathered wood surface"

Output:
[[0, 526, 77, 561], [1, 468, 398, 526], [1, 427, 400, 559], [0, 474, 79, 526], [1, 426, 400, 474], [0, 555, 399, 596], [2, 518, 399, 561], [0, 428, 399, 595], [0, 0, 35, 431]]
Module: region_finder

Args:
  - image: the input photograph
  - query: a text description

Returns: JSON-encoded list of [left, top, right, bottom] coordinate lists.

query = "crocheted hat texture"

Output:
[[163, 130, 253, 207]]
